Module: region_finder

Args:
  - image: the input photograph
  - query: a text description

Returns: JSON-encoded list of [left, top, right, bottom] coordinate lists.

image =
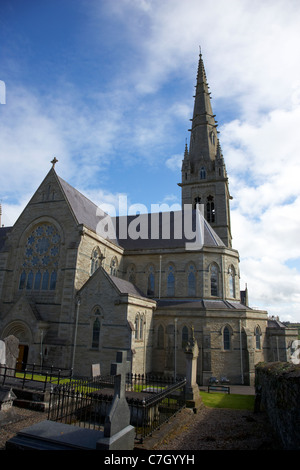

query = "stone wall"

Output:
[[255, 362, 300, 450]]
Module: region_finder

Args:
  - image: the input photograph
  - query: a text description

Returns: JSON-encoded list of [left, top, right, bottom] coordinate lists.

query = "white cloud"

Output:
[[165, 154, 182, 171], [2, 0, 300, 320]]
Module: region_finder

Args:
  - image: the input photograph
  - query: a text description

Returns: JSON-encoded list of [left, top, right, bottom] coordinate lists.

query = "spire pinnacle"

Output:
[[184, 139, 189, 158]]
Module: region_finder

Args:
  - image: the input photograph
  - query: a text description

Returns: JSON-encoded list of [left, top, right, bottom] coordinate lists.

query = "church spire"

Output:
[[188, 51, 218, 163], [179, 52, 232, 247]]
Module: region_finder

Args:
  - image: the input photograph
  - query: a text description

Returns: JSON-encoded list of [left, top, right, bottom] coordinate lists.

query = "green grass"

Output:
[[199, 391, 255, 410]]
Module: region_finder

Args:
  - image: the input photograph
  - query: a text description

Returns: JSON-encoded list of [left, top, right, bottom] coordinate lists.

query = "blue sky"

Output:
[[1, 0, 300, 321]]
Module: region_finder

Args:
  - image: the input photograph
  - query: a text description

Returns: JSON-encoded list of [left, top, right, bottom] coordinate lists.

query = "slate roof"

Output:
[[0, 172, 225, 256], [57, 175, 110, 233], [156, 298, 250, 310], [56, 172, 225, 251], [267, 317, 286, 328], [107, 273, 151, 300], [112, 211, 225, 251]]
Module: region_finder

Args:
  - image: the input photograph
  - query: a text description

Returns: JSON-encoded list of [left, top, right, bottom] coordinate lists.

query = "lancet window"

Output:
[[210, 264, 218, 297], [90, 247, 101, 276], [147, 265, 155, 296], [135, 313, 144, 341], [110, 257, 118, 276], [167, 265, 175, 296], [223, 326, 231, 350], [91, 307, 101, 349], [228, 266, 235, 298], [206, 195, 215, 223], [187, 264, 196, 296]]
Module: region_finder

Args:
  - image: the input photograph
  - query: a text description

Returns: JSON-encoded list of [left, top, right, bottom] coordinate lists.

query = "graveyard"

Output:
[[0, 333, 198, 450], [1, 333, 299, 450]]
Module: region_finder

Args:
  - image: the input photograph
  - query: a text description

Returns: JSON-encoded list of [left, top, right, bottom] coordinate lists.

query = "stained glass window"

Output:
[[188, 265, 196, 296], [223, 326, 230, 350], [210, 264, 218, 296], [167, 265, 175, 296], [92, 318, 101, 349], [147, 266, 155, 296], [18, 223, 60, 292], [110, 257, 118, 276]]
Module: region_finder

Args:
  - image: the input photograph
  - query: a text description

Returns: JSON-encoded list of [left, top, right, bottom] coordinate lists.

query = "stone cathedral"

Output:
[[0, 54, 297, 385]]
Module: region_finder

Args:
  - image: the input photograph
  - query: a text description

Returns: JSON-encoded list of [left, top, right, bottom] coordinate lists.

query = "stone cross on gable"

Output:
[[51, 157, 58, 168], [104, 350, 131, 438]]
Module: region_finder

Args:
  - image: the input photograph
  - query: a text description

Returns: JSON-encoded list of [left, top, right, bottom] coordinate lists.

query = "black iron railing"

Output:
[[0, 362, 73, 392], [48, 374, 186, 442]]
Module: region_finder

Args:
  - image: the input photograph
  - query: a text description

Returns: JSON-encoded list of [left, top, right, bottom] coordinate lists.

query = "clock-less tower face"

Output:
[[179, 54, 232, 248]]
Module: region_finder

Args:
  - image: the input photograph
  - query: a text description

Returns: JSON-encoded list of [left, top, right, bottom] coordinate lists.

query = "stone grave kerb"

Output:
[[104, 350, 131, 438]]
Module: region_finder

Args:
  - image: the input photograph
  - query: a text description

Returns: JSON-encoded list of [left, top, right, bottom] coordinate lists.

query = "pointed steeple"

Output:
[[188, 51, 218, 163], [179, 52, 232, 248]]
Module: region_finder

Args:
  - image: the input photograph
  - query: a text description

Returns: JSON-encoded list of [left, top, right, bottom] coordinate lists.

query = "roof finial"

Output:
[[51, 157, 58, 168]]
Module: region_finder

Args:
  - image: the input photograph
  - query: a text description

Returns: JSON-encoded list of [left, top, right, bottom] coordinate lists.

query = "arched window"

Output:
[[182, 326, 189, 348], [228, 266, 235, 298], [18, 222, 60, 292], [157, 325, 164, 348], [128, 264, 136, 284], [194, 196, 201, 209], [206, 195, 215, 222], [26, 271, 34, 290], [19, 271, 26, 290], [210, 264, 218, 297], [200, 167, 206, 179], [34, 270, 42, 290], [223, 326, 230, 350], [110, 257, 118, 276], [90, 247, 101, 276], [41, 270, 49, 290], [135, 313, 144, 341], [167, 265, 175, 296], [49, 270, 57, 290], [92, 317, 101, 349], [188, 264, 196, 296], [147, 266, 155, 296], [255, 326, 261, 349]]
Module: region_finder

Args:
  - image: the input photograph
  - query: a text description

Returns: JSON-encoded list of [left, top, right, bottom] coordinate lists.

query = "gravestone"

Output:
[[0, 340, 5, 376], [4, 335, 19, 376], [97, 350, 135, 450], [184, 328, 202, 410], [6, 351, 135, 451], [92, 363, 101, 378], [0, 386, 16, 411]]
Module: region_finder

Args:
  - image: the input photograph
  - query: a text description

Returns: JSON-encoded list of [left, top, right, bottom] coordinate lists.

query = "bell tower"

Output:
[[179, 52, 232, 247]]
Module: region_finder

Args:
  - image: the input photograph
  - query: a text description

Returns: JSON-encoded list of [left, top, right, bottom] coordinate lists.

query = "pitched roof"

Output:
[[107, 273, 149, 299], [112, 210, 225, 250], [55, 172, 224, 251], [57, 175, 109, 233], [157, 298, 249, 310]]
